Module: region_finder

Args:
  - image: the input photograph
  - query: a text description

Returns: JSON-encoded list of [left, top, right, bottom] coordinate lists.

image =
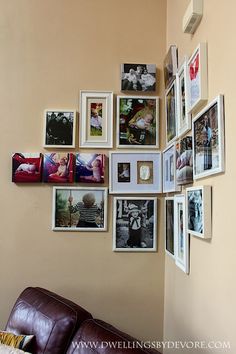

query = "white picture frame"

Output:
[[176, 57, 191, 137], [186, 185, 212, 239], [174, 194, 189, 274], [116, 96, 159, 149], [79, 91, 113, 148], [193, 95, 225, 180], [43, 109, 76, 148], [165, 197, 175, 258], [165, 79, 178, 146], [52, 186, 108, 232], [163, 144, 181, 193], [113, 196, 157, 252], [187, 42, 208, 113], [109, 151, 162, 194], [163, 45, 178, 90]]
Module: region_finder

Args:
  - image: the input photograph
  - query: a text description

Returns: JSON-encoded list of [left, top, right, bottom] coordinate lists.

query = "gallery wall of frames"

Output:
[[12, 52, 225, 266]]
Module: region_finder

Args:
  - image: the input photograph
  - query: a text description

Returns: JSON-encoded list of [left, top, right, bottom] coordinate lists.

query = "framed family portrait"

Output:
[[75, 153, 105, 183], [109, 151, 162, 194], [176, 136, 193, 185], [174, 194, 189, 274], [117, 96, 159, 148], [113, 196, 157, 252], [43, 153, 74, 183], [12, 153, 43, 183], [193, 95, 225, 180], [163, 45, 178, 90], [44, 110, 76, 148], [52, 187, 108, 231], [165, 80, 177, 146], [79, 91, 113, 148], [121, 63, 156, 92], [165, 197, 175, 258], [163, 144, 180, 193], [176, 57, 191, 137], [186, 186, 211, 239], [187, 43, 208, 113]]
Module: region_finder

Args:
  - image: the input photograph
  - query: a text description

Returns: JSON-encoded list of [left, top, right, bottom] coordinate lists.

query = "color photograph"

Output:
[[113, 197, 157, 251], [176, 136, 193, 185], [117, 96, 159, 148], [43, 153, 74, 183], [163, 144, 180, 193], [165, 80, 177, 145], [121, 63, 156, 92], [52, 187, 107, 231], [163, 45, 178, 89], [90, 102, 103, 136], [75, 153, 105, 183], [117, 163, 131, 183], [12, 153, 43, 183]]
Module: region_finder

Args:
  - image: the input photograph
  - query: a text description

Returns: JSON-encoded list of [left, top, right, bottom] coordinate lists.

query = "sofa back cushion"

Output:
[[5, 287, 92, 354]]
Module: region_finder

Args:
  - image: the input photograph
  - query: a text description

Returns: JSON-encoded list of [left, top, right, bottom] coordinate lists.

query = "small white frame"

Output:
[[186, 185, 212, 239], [174, 194, 189, 274], [163, 45, 178, 90], [165, 197, 175, 258], [163, 143, 181, 193], [165, 79, 178, 146], [79, 91, 113, 148], [187, 42, 208, 113]]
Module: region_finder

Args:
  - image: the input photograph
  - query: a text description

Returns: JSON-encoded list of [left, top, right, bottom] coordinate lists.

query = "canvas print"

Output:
[[117, 96, 159, 148], [163, 45, 178, 89], [165, 80, 177, 145], [43, 153, 74, 183], [75, 153, 105, 183], [193, 95, 224, 179], [113, 197, 157, 251], [52, 187, 107, 231], [12, 153, 43, 183], [44, 110, 75, 147], [176, 136, 193, 185], [165, 198, 174, 257], [121, 64, 156, 92]]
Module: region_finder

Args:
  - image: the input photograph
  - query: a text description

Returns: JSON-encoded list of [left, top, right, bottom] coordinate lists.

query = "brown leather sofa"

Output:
[[5, 287, 161, 354]]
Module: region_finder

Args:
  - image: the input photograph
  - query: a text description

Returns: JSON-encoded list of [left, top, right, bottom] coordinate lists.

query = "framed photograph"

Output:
[[176, 136, 193, 185], [43, 153, 74, 183], [165, 197, 175, 258], [176, 57, 191, 137], [109, 151, 162, 194], [174, 194, 189, 274], [186, 185, 212, 239], [187, 43, 208, 113], [44, 110, 76, 148], [165, 80, 177, 146], [12, 153, 43, 183], [193, 95, 225, 179], [75, 153, 105, 183], [79, 91, 113, 148], [52, 187, 108, 231], [117, 96, 159, 148], [163, 144, 180, 193], [121, 63, 156, 92], [163, 45, 178, 89], [113, 196, 157, 252]]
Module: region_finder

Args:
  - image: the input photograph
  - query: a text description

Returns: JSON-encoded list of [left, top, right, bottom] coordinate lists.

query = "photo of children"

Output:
[[12, 153, 43, 183], [75, 154, 105, 183], [118, 97, 158, 147], [43, 153, 74, 183], [118, 163, 130, 183], [90, 103, 103, 136], [45, 111, 75, 147], [113, 197, 157, 251], [53, 187, 107, 231], [163, 45, 178, 89], [121, 64, 156, 92], [187, 189, 203, 234], [176, 137, 193, 185]]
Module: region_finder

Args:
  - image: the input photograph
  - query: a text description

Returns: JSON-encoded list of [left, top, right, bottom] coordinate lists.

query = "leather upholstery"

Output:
[[66, 319, 160, 354], [5, 287, 92, 354]]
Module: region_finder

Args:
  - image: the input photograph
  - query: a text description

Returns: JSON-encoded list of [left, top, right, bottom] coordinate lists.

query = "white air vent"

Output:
[[183, 0, 203, 34]]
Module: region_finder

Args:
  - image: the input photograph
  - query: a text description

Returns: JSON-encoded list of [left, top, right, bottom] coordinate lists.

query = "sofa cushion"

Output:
[[0, 343, 31, 354], [0, 331, 33, 350], [5, 287, 92, 354], [66, 319, 161, 354]]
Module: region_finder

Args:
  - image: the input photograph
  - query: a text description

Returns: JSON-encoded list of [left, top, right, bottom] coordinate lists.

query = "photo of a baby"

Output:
[[75, 154, 105, 183], [43, 153, 74, 183], [90, 103, 103, 136], [121, 63, 156, 92], [118, 163, 130, 183], [12, 153, 43, 183]]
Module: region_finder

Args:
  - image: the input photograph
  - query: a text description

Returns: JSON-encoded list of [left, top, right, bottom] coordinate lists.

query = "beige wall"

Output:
[[164, 0, 236, 353], [0, 0, 166, 343]]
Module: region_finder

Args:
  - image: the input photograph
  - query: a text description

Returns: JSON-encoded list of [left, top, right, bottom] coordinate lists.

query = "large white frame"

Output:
[[52, 186, 108, 232], [163, 143, 181, 193], [192, 95, 225, 180], [165, 79, 178, 146], [79, 91, 113, 148], [165, 197, 175, 259]]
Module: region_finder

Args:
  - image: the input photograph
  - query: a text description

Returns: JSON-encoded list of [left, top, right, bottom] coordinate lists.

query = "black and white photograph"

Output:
[[186, 185, 212, 239], [44, 110, 76, 148], [121, 64, 156, 92], [113, 197, 157, 252], [165, 197, 175, 258]]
